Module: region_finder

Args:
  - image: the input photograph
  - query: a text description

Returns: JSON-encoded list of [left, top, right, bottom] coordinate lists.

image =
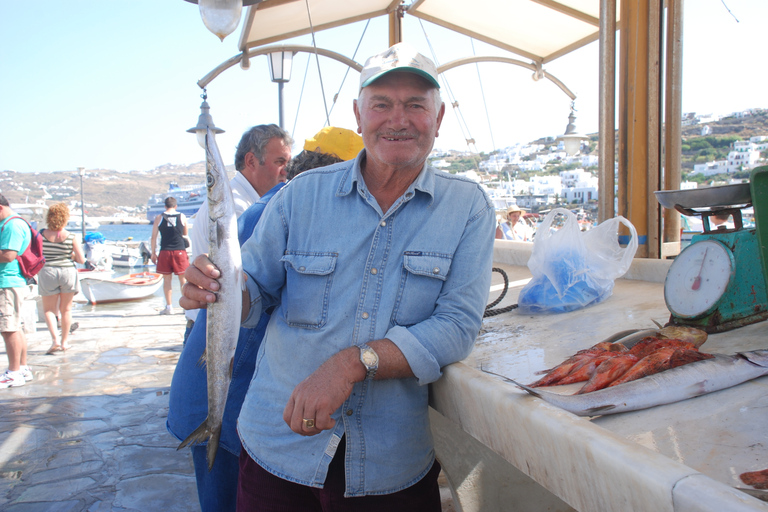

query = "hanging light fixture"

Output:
[[183, 0, 262, 41], [187, 89, 224, 149], [556, 102, 589, 156]]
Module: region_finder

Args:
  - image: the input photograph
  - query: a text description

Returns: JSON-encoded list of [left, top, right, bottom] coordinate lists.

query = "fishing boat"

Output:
[[146, 181, 205, 222], [110, 241, 153, 268], [78, 272, 163, 305]]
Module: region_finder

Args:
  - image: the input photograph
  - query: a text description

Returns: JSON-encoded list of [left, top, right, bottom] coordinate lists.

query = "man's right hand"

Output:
[[179, 254, 220, 310]]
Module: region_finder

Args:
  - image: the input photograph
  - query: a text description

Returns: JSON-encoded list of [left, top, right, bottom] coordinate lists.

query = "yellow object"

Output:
[[304, 127, 364, 161]]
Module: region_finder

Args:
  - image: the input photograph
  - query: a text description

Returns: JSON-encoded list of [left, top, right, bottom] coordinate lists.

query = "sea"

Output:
[[90, 223, 154, 242]]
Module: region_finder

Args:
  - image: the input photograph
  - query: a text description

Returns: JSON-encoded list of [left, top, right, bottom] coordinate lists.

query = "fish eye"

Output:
[[207, 174, 215, 187]]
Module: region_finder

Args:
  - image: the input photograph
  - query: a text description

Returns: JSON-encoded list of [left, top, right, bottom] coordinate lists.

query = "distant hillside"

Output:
[[680, 110, 768, 171], [0, 162, 236, 217]]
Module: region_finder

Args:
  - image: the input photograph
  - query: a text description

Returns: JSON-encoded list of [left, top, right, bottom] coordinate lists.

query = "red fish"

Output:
[[740, 468, 768, 490], [556, 353, 617, 386], [576, 354, 639, 394], [608, 348, 676, 387]]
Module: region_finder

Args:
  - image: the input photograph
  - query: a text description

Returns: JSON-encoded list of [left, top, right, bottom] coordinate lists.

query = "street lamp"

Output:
[[77, 167, 86, 242], [187, 89, 224, 149], [556, 102, 589, 156], [268, 51, 293, 129]]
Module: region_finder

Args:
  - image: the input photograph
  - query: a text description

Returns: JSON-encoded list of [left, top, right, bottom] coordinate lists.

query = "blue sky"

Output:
[[0, 0, 765, 174]]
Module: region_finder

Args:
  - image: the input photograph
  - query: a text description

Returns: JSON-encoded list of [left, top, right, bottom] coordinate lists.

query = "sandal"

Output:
[[46, 345, 62, 355], [61, 344, 72, 352]]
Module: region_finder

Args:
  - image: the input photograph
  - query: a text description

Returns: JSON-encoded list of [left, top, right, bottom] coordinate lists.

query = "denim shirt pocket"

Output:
[[281, 252, 337, 328], [392, 252, 452, 327]]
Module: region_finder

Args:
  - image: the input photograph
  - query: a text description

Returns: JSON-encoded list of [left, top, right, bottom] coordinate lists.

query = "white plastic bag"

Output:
[[517, 208, 638, 314]]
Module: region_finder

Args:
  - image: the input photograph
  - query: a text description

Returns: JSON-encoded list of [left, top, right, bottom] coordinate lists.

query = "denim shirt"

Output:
[[166, 183, 284, 456], [237, 152, 495, 497]]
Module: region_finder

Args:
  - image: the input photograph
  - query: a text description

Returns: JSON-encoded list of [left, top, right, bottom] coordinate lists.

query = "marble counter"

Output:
[[430, 246, 768, 511]]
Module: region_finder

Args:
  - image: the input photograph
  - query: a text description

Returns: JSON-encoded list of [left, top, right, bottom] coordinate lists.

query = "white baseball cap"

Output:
[[360, 43, 440, 89]]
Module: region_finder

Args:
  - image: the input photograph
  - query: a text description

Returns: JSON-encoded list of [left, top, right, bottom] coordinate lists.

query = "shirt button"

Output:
[[371, 268, 377, 275], [362, 312, 369, 319], [346, 409, 353, 416], [380, 221, 386, 227], [433, 267, 440, 274], [298, 266, 306, 271]]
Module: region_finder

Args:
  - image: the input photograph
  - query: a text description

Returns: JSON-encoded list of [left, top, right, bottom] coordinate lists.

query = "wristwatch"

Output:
[[358, 344, 379, 381]]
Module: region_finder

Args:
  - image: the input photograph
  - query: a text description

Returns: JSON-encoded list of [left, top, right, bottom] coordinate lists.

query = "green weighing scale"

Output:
[[655, 182, 768, 333]]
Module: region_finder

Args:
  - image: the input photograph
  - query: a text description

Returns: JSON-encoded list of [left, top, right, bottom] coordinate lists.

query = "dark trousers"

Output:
[[236, 437, 442, 512], [192, 445, 239, 512]]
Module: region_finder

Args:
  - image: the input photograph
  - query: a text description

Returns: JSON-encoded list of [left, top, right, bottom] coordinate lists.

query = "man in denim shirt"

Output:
[[182, 43, 495, 511]]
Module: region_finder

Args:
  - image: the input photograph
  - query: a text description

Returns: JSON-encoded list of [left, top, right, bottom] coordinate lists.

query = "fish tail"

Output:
[[206, 427, 222, 471], [177, 418, 223, 471], [177, 419, 212, 451]]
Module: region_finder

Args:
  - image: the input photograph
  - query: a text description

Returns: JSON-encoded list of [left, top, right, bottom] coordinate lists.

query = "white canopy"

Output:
[[238, 0, 619, 64]]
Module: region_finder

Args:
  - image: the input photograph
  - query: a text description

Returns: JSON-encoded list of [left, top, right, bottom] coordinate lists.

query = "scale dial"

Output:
[[664, 239, 735, 318]]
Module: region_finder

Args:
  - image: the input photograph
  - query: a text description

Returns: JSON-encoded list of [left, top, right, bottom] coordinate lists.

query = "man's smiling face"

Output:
[[354, 71, 445, 174]]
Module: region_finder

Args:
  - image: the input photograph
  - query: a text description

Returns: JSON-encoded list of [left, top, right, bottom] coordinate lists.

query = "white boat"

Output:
[[109, 241, 153, 268], [79, 272, 163, 305], [66, 217, 101, 231], [146, 181, 205, 222]]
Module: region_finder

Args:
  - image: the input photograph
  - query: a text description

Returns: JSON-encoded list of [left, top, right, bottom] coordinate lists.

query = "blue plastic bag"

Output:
[[517, 208, 638, 314]]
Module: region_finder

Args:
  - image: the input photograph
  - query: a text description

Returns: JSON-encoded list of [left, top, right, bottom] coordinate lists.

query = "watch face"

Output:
[[362, 349, 378, 366], [664, 239, 734, 318]]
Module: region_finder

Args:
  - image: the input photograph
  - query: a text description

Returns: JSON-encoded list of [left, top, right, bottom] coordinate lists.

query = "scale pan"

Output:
[[654, 183, 751, 210]]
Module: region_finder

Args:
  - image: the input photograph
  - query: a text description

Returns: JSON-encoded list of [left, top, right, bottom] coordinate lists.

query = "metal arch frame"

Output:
[[197, 45, 362, 89], [196, 45, 576, 101], [437, 56, 576, 100]]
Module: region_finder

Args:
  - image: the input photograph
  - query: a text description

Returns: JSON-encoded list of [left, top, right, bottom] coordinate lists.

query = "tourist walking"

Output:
[[38, 203, 86, 354], [150, 197, 189, 315], [0, 194, 33, 388]]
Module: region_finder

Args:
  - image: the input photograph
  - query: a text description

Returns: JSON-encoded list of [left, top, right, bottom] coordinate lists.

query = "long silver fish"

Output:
[[503, 349, 768, 416], [178, 128, 243, 470]]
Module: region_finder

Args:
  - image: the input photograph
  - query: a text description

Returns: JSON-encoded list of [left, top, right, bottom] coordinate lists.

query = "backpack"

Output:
[[1, 216, 46, 282]]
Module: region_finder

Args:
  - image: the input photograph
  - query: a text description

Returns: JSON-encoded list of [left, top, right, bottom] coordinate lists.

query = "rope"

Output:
[[484, 267, 518, 317], [327, 20, 370, 121], [304, 0, 330, 126]]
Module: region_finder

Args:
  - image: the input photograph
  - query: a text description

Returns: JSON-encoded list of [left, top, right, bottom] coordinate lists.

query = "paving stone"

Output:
[[13, 476, 96, 503], [115, 473, 199, 512], [4, 500, 83, 512]]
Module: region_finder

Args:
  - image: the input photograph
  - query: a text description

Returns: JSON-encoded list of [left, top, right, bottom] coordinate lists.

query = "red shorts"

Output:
[[156, 250, 189, 275]]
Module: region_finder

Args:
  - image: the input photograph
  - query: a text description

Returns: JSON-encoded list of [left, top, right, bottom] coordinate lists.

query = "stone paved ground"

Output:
[[0, 297, 200, 512]]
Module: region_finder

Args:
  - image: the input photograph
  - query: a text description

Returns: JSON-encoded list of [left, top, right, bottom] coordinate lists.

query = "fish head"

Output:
[[205, 129, 232, 219]]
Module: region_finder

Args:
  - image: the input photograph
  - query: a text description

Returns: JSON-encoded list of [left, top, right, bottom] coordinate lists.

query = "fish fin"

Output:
[[584, 404, 617, 415], [652, 319, 663, 329], [177, 418, 212, 451], [197, 350, 207, 369], [206, 427, 222, 471]]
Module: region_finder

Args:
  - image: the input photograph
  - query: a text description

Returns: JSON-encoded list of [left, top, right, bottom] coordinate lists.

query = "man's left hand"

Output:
[[283, 347, 362, 436]]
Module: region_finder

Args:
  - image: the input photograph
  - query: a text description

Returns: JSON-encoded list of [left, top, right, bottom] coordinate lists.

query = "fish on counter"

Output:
[[529, 326, 711, 393], [178, 128, 243, 470], [741, 468, 768, 490], [502, 349, 768, 417]]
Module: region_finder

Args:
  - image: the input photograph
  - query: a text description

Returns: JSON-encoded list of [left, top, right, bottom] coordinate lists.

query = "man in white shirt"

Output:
[[184, 125, 293, 337]]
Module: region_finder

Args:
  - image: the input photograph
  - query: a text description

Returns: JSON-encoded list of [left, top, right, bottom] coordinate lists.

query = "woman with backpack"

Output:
[[39, 203, 85, 354]]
